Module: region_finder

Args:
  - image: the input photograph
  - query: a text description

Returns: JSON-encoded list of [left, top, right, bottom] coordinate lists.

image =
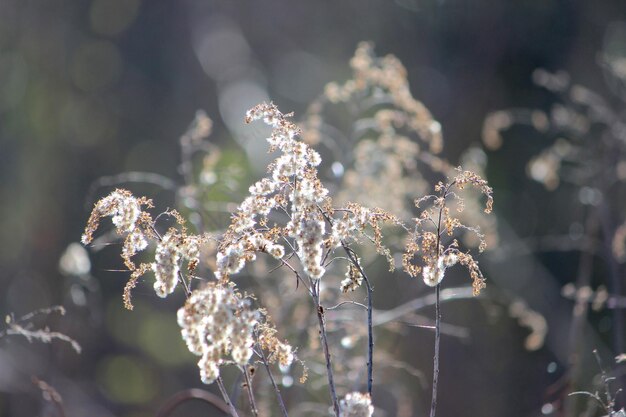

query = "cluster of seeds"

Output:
[[339, 392, 374, 417], [82, 191, 209, 308], [340, 263, 363, 293], [152, 229, 203, 298], [81, 189, 153, 270], [216, 102, 331, 280], [177, 283, 259, 384]]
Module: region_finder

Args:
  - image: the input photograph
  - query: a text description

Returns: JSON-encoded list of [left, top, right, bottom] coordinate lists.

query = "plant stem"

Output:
[[565, 210, 597, 415], [258, 344, 290, 417], [430, 283, 441, 417], [241, 366, 259, 417], [320, 205, 376, 397], [342, 244, 374, 396], [430, 188, 446, 417], [593, 349, 615, 411], [599, 202, 624, 355], [31, 377, 67, 417], [312, 280, 341, 416], [216, 376, 241, 417], [364, 277, 374, 396]]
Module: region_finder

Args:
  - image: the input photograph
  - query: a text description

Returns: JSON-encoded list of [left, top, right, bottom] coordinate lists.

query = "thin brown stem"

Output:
[[241, 366, 259, 417], [430, 283, 441, 417], [32, 377, 67, 417], [318, 204, 376, 396], [216, 376, 241, 417], [564, 211, 599, 415], [279, 258, 313, 296], [312, 279, 340, 416], [342, 244, 374, 396], [599, 201, 624, 355], [258, 344, 290, 417], [430, 189, 446, 417], [364, 276, 374, 396]]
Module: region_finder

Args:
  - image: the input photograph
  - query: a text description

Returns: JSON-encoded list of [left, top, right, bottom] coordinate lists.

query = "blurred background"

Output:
[[1, 0, 626, 416]]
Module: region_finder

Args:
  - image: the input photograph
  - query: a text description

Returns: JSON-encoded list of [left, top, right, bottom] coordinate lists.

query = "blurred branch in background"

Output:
[[483, 22, 626, 411]]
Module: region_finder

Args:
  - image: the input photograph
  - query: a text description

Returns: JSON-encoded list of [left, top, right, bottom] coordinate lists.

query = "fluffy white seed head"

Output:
[[339, 392, 374, 417], [178, 284, 260, 384], [153, 230, 181, 298]]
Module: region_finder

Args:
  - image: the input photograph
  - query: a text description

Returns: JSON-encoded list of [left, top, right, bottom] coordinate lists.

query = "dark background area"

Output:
[[1, 1, 626, 416]]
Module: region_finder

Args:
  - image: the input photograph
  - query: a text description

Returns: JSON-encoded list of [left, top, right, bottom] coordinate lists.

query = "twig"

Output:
[[4, 324, 81, 354], [594, 349, 617, 412], [278, 256, 313, 296], [311, 279, 340, 416], [216, 376, 241, 417], [15, 306, 66, 323], [258, 344, 289, 417], [430, 283, 441, 417], [241, 366, 259, 417], [568, 390, 607, 410], [568, 350, 620, 416], [32, 377, 67, 417], [430, 185, 448, 417], [341, 244, 374, 396], [318, 203, 376, 397], [365, 278, 375, 397], [565, 210, 598, 414], [373, 287, 475, 326], [0, 306, 81, 354], [599, 201, 625, 356], [326, 300, 368, 311], [403, 320, 470, 339], [155, 388, 235, 417]]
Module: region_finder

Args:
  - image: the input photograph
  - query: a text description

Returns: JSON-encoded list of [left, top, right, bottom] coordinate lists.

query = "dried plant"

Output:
[[569, 350, 625, 417], [304, 42, 445, 219], [402, 169, 492, 295], [0, 306, 81, 354], [402, 169, 492, 417], [0, 305, 80, 417], [81, 45, 495, 417]]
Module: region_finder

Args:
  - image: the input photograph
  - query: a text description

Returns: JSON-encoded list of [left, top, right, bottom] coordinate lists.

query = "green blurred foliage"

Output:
[[96, 354, 158, 404], [106, 299, 191, 367]]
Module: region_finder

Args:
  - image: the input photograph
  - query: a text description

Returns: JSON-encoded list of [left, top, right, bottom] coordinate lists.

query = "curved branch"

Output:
[[155, 388, 244, 417]]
